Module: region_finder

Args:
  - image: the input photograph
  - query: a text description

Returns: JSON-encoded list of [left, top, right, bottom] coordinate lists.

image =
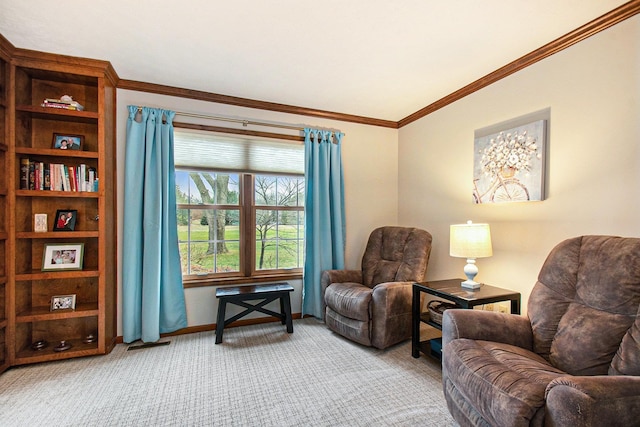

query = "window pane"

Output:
[[255, 209, 304, 271], [255, 175, 276, 205], [177, 208, 240, 275], [176, 170, 239, 205], [255, 175, 304, 207]]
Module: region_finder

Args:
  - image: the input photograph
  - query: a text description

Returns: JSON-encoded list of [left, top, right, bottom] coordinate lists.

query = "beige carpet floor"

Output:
[[0, 318, 455, 426]]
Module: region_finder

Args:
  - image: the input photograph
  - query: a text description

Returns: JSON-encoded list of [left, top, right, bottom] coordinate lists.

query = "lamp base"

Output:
[[461, 279, 481, 290]]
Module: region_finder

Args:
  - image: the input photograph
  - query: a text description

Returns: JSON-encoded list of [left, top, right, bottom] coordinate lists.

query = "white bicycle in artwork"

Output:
[[472, 168, 530, 204]]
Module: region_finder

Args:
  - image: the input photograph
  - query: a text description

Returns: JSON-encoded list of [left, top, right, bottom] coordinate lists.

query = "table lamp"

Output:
[[450, 220, 493, 289]]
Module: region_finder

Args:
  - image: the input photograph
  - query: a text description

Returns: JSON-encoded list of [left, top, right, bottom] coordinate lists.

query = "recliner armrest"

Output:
[[320, 269, 363, 320], [371, 281, 413, 312], [546, 375, 640, 426], [442, 309, 533, 350]]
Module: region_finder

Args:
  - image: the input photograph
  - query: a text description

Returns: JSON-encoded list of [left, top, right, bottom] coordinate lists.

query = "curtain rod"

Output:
[[136, 106, 343, 135], [174, 110, 303, 132]]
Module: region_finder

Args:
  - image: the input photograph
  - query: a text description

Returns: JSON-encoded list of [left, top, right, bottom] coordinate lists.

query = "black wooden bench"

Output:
[[215, 282, 294, 344]]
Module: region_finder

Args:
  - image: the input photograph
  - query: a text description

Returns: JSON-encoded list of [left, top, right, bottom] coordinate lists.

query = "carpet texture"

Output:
[[0, 318, 455, 426]]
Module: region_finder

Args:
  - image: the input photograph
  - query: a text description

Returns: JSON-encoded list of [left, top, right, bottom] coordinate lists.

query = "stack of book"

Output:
[[20, 158, 98, 192], [41, 95, 85, 111]]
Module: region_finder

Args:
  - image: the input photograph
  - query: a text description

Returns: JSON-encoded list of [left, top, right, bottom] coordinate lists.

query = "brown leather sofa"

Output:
[[321, 226, 432, 349], [442, 235, 640, 426]]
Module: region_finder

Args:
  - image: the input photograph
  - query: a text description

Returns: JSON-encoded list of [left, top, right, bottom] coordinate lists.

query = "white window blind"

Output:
[[174, 129, 304, 175]]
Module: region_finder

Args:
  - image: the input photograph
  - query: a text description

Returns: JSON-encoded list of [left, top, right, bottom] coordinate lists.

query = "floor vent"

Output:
[[127, 341, 171, 351]]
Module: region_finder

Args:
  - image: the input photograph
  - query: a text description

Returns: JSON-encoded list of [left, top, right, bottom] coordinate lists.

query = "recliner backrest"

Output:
[[527, 235, 640, 376], [361, 226, 432, 288]]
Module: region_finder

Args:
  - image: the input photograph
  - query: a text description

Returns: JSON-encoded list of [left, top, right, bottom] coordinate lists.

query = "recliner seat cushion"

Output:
[[443, 339, 566, 427], [324, 282, 372, 321]]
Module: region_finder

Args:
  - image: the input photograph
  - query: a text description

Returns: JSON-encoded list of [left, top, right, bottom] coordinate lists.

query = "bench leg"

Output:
[[215, 299, 227, 344], [283, 293, 293, 333]]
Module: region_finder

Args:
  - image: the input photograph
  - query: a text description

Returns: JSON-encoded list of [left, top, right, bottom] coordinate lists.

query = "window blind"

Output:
[[174, 129, 304, 175]]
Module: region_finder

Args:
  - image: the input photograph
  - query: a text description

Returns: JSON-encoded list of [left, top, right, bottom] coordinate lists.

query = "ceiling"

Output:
[[0, 1, 630, 122]]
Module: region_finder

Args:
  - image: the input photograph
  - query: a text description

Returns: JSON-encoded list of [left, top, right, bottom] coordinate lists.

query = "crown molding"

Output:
[[0, 33, 15, 61], [118, 79, 398, 129], [398, 0, 640, 128]]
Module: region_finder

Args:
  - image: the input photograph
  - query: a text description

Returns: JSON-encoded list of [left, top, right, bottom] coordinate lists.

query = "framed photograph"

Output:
[[42, 243, 84, 271], [50, 294, 76, 311], [34, 213, 48, 232], [52, 133, 83, 150], [54, 210, 77, 231]]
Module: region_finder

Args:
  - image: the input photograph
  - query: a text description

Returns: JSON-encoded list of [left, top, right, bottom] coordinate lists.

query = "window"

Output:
[[174, 129, 304, 285]]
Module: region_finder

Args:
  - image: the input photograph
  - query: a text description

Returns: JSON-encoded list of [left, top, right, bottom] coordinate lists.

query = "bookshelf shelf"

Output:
[[16, 147, 99, 159], [16, 190, 100, 198]]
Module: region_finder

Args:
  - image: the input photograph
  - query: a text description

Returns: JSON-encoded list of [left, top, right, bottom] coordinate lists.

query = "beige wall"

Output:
[[115, 91, 399, 334], [398, 16, 640, 314]]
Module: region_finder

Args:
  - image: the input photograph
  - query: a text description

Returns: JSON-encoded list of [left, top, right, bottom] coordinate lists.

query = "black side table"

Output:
[[412, 279, 521, 359]]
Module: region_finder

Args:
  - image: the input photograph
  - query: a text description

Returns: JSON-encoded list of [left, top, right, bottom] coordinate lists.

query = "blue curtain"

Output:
[[302, 128, 346, 318], [122, 106, 187, 343]]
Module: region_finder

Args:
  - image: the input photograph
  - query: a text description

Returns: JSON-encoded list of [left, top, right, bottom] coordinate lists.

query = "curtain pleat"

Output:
[[122, 106, 187, 343], [302, 128, 346, 318]]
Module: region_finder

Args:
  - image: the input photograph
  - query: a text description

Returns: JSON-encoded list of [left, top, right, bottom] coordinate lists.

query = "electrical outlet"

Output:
[[484, 303, 494, 311], [498, 303, 509, 314]]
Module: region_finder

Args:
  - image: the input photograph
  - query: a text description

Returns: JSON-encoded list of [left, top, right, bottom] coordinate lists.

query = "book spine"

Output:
[[69, 167, 76, 192], [30, 162, 36, 190], [62, 165, 70, 192], [39, 162, 44, 190], [79, 164, 86, 191], [44, 164, 51, 190], [20, 158, 29, 189], [53, 164, 61, 191], [88, 168, 96, 192]]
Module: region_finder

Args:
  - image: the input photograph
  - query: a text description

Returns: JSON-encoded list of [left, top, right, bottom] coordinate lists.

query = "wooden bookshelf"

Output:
[[4, 48, 117, 367]]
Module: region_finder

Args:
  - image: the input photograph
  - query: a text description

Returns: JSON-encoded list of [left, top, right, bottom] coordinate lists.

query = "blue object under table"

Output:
[[215, 282, 294, 344]]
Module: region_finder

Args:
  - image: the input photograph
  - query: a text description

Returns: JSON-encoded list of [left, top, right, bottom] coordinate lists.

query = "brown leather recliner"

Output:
[[442, 235, 640, 426], [321, 226, 432, 349]]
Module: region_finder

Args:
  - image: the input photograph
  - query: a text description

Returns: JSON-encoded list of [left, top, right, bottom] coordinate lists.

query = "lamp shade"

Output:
[[450, 221, 493, 259]]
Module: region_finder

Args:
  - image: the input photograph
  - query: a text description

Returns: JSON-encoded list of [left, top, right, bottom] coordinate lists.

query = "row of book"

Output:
[[20, 159, 98, 192], [40, 96, 85, 111]]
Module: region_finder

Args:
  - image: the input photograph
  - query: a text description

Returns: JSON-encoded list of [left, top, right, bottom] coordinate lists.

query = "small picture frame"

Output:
[[42, 243, 84, 271], [51, 294, 76, 311], [52, 133, 83, 150], [34, 213, 48, 232], [53, 210, 77, 231]]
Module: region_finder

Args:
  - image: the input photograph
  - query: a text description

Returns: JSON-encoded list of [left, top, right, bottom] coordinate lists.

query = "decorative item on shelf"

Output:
[[31, 340, 48, 351], [53, 209, 77, 231], [53, 341, 72, 352], [52, 133, 83, 150], [450, 220, 493, 289], [427, 300, 459, 325], [83, 334, 97, 344], [50, 294, 77, 311], [34, 213, 48, 232], [41, 95, 84, 111], [42, 243, 84, 271]]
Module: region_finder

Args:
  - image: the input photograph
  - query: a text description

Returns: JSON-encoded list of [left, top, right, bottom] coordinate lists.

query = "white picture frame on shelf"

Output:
[[34, 213, 48, 232], [42, 243, 84, 271]]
